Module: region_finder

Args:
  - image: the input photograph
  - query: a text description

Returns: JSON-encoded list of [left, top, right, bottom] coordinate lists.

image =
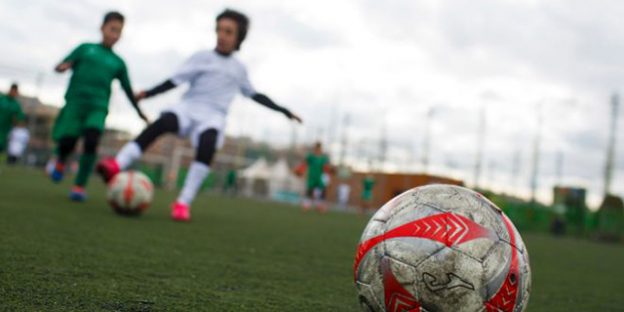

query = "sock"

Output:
[[55, 161, 65, 171], [302, 198, 312, 210], [75, 153, 96, 187], [177, 161, 211, 206], [115, 141, 142, 170]]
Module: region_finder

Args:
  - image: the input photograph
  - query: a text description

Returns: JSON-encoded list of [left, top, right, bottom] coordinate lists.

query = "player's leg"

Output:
[[0, 140, 6, 168], [51, 136, 79, 182], [302, 186, 314, 211], [0, 135, 7, 160], [7, 155, 17, 164], [49, 106, 83, 182], [97, 112, 180, 182], [67, 106, 108, 200], [69, 128, 102, 201], [315, 187, 328, 213], [171, 128, 219, 221]]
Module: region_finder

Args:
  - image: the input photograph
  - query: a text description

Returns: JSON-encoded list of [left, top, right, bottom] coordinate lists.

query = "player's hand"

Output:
[[289, 112, 303, 124], [55, 62, 72, 73], [138, 111, 150, 125], [134, 91, 147, 102]]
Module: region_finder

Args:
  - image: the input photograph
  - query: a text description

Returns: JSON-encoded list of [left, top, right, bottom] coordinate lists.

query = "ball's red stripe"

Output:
[[485, 214, 520, 312], [123, 172, 135, 207], [382, 257, 422, 312]]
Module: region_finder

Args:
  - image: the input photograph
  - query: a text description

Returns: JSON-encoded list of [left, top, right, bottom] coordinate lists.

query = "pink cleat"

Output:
[[171, 201, 191, 222], [96, 157, 120, 183]]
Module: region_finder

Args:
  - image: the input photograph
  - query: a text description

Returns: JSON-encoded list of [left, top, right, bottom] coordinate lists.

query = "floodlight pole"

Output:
[[378, 116, 387, 170], [530, 103, 543, 203], [604, 93, 619, 196], [473, 106, 485, 189], [555, 150, 563, 186], [422, 107, 434, 173], [511, 150, 520, 194], [339, 114, 350, 166]]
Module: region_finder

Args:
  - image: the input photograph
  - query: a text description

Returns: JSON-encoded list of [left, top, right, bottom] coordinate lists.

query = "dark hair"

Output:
[[9, 83, 18, 90], [103, 11, 124, 26], [216, 9, 249, 50]]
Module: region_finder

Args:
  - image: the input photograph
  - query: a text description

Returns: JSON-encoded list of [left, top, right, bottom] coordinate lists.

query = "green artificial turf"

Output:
[[0, 166, 622, 311]]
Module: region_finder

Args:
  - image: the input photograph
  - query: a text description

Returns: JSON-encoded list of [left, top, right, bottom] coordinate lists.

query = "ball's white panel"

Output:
[[482, 241, 512, 299], [384, 238, 444, 268], [356, 245, 384, 284], [106, 171, 153, 214]]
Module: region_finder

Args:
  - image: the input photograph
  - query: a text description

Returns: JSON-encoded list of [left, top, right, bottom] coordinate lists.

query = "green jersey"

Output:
[[62, 43, 134, 107], [305, 153, 329, 188], [0, 94, 25, 143], [226, 169, 237, 186], [362, 176, 375, 200]]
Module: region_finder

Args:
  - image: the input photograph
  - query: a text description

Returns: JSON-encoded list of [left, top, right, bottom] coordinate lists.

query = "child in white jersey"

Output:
[[7, 122, 30, 165], [97, 9, 302, 221]]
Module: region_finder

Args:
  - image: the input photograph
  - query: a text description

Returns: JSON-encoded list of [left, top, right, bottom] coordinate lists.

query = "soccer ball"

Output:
[[354, 185, 531, 312], [107, 171, 154, 216]]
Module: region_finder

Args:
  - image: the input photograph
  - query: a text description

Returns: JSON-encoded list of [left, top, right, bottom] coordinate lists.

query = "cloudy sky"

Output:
[[1, 0, 622, 207]]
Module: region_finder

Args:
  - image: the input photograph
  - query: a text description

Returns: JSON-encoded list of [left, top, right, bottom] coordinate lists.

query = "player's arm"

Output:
[[55, 44, 84, 73], [137, 79, 178, 100], [118, 64, 149, 124], [239, 66, 302, 123], [251, 93, 303, 123]]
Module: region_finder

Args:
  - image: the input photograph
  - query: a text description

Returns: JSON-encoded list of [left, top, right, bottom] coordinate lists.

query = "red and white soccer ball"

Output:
[[107, 171, 154, 216], [354, 185, 531, 312]]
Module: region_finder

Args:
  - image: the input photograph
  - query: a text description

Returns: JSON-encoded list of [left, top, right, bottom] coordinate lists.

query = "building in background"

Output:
[[325, 171, 464, 209], [17, 95, 57, 165]]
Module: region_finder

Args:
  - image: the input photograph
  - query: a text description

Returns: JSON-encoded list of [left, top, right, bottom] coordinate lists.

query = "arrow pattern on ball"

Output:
[[354, 212, 495, 280]]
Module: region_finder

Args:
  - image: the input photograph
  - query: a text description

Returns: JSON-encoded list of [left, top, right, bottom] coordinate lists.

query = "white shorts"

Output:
[[8, 128, 29, 157], [162, 104, 226, 149]]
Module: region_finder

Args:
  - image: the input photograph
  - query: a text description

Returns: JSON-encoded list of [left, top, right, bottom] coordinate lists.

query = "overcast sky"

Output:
[[0, 0, 622, 207]]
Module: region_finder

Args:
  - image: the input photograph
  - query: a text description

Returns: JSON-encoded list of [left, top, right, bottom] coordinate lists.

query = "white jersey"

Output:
[[164, 50, 256, 148], [171, 49, 256, 115], [8, 127, 29, 157]]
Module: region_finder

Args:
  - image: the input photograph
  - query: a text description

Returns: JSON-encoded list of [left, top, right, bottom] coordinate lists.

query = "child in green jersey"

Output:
[[360, 174, 376, 214], [0, 83, 25, 154], [296, 142, 331, 213], [50, 11, 147, 202]]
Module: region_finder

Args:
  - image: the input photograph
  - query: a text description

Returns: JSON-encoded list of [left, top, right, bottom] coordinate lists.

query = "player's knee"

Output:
[[196, 128, 218, 166], [135, 113, 179, 151], [58, 136, 78, 154], [83, 129, 101, 154], [159, 113, 179, 132]]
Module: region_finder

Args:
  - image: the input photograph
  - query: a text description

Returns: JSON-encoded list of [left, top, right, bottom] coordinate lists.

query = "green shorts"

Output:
[[52, 100, 108, 140]]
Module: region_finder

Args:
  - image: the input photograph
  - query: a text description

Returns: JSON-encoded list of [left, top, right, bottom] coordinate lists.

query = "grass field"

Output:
[[1, 166, 623, 311]]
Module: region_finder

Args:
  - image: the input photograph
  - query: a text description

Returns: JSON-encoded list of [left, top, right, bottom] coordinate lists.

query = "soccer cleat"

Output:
[[69, 186, 87, 202], [171, 201, 191, 222], [96, 157, 120, 183], [50, 162, 65, 183], [302, 199, 312, 212]]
